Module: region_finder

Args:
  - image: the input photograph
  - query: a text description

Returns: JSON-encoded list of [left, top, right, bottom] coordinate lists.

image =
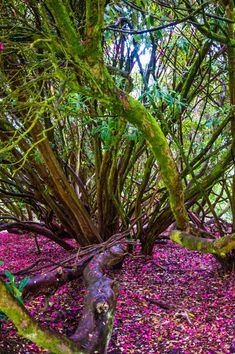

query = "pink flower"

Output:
[[0, 42, 4, 51]]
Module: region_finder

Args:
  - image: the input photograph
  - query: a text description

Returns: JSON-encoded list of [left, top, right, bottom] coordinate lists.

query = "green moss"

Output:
[[197, 242, 203, 251], [170, 230, 182, 244], [125, 96, 188, 229], [45, 0, 83, 61], [170, 231, 235, 257], [85, 0, 105, 59], [44, 0, 189, 231], [104, 309, 115, 352]]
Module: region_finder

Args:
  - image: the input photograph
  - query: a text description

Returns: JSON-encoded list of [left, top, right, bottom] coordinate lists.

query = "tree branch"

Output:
[[105, 2, 211, 35], [170, 230, 235, 257], [0, 222, 74, 250]]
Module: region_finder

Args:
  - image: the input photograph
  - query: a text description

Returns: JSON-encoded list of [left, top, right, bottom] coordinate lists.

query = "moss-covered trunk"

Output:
[[45, 0, 189, 232], [170, 230, 235, 270], [226, 1, 235, 231], [170, 230, 235, 257], [1, 240, 127, 353], [118, 95, 189, 230]]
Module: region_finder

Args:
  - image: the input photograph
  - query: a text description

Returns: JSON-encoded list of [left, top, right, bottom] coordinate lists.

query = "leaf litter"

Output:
[[0, 232, 234, 353]]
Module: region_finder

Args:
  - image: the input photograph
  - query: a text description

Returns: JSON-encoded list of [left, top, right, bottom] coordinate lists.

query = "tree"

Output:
[[0, 0, 235, 352]]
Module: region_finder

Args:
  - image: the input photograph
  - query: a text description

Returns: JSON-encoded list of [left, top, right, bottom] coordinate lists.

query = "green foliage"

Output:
[[177, 38, 189, 54], [60, 93, 83, 114], [33, 150, 43, 164], [0, 261, 30, 322], [92, 117, 119, 150], [139, 83, 187, 110], [0, 0, 234, 351], [4, 269, 30, 304], [126, 126, 140, 142]]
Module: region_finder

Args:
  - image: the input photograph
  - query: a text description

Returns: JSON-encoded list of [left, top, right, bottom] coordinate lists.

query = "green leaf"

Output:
[[156, 30, 163, 40], [13, 287, 22, 300], [114, 4, 124, 14], [0, 261, 3, 265], [18, 276, 30, 291], [177, 38, 189, 54], [205, 120, 213, 128], [4, 269, 14, 282]]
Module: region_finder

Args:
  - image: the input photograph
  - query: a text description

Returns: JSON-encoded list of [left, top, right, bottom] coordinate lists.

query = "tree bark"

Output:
[[225, 1, 235, 231], [70, 243, 128, 353], [170, 230, 235, 257], [22, 255, 92, 297], [45, 0, 189, 232], [30, 122, 102, 246]]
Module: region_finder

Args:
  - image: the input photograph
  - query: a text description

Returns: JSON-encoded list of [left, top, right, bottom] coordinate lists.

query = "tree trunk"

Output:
[[22, 255, 92, 297], [31, 122, 102, 246], [225, 1, 235, 231], [71, 243, 128, 353], [45, 0, 189, 232], [0, 280, 81, 354]]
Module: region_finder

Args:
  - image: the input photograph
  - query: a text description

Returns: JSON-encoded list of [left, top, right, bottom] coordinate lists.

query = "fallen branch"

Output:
[[175, 310, 194, 326], [144, 297, 194, 326], [145, 297, 175, 310], [12, 257, 73, 276], [22, 231, 130, 296]]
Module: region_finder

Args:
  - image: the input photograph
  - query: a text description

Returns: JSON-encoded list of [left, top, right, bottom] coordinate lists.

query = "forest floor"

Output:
[[0, 232, 234, 354]]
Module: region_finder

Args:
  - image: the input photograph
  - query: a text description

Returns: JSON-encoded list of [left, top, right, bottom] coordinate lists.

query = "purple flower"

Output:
[[0, 42, 5, 51]]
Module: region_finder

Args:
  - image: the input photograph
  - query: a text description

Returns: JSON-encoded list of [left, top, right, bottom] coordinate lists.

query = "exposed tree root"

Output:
[[22, 255, 92, 297], [22, 231, 130, 296]]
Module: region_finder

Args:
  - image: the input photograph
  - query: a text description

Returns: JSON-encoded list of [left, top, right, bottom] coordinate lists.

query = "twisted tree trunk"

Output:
[[71, 243, 128, 353]]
